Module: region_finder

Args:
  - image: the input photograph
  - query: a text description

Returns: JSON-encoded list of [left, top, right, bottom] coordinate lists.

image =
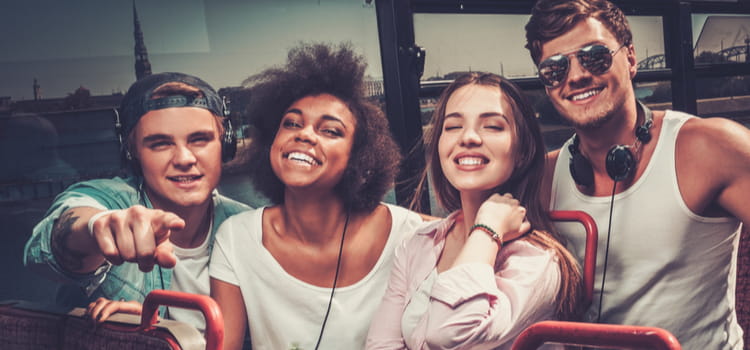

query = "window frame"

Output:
[[375, 0, 750, 211]]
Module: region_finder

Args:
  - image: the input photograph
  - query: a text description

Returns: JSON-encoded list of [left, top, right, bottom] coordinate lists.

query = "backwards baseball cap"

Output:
[[118, 72, 227, 139]]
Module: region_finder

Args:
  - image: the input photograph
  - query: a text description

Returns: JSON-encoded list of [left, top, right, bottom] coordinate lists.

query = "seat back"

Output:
[[549, 210, 598, 308], [0, 289, 223, 350], [510, 320, 681, 350], [141, 289, 224, 350]]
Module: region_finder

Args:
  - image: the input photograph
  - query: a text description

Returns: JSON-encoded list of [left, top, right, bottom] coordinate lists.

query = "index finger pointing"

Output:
[[152, 213, 185, 244]]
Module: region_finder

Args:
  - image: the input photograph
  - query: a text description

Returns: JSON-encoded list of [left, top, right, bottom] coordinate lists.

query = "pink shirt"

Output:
[[366, 211, 563, 350]]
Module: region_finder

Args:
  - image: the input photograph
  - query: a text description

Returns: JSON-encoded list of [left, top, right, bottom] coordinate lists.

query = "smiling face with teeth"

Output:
[[270, 93, 356, 193], [131, 107, 223, 210], [540, 17, 637, 130], [437, 84, 516, 197]]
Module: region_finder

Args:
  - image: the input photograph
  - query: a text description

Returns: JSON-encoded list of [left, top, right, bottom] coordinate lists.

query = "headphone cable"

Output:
[[314, 211, 350, 350], [597, 180, 618, 323]]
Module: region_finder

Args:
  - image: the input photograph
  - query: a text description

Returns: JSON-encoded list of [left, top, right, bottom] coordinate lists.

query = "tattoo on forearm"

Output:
[[51, 211, 87, 271]]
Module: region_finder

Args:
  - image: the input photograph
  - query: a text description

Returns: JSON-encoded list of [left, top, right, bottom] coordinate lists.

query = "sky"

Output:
[[0, 0, 383, 100], [692, 14, 750, 54], [0, 0, 741, 100], [414, 13, 665, 79]]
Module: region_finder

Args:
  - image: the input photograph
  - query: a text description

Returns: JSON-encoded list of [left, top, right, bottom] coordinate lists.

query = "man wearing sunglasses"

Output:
[[525, 0, 750, 349]]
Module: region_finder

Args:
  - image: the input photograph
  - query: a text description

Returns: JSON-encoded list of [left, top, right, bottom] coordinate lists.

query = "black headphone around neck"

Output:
[[568, 101, 653, 187]]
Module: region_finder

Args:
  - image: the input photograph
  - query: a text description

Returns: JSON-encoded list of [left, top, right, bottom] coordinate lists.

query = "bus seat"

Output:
[[141, 289, 224, 350], [549, 210, 598, 308], [511, 320, 682, 350], [0, 289, 222, 350]]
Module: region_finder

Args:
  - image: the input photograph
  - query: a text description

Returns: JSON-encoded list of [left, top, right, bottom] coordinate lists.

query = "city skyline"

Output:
[[1, 1, 744, 101], [1, 0, 383, 100]]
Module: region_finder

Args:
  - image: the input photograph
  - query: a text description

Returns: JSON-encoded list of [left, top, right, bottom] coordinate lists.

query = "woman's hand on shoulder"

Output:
[[475, 193, 530, 243]]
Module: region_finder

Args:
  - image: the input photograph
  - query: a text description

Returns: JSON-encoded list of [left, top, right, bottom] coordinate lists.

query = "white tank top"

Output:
[[550, 110, 743, 349]]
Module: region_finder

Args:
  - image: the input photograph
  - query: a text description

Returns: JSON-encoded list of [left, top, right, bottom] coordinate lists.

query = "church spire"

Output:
[[133, 0, 152, 80], [33, 78, 41, 100]]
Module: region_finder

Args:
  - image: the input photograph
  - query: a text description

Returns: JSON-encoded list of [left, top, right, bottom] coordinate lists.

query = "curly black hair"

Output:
[[242, 42, 401, 213]]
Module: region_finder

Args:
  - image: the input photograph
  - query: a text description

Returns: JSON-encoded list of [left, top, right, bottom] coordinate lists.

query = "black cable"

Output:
[[596, 180, 618, 323], [314, 211, 350, 350]]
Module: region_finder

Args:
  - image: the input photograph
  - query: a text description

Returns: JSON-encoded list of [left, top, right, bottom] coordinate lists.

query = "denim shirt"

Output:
[[23, 176, 250, 304]]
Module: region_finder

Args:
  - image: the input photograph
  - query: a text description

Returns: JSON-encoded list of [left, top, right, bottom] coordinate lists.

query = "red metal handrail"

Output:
[[141, 289, 224, 350], [549, 210, 598, 307], [511, 320, 681, 350]]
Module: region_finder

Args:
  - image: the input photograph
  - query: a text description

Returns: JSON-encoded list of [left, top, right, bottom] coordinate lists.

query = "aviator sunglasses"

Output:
[[537, 43, 627, 88]]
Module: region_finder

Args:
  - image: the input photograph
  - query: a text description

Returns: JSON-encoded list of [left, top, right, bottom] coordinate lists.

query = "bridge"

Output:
[[638, 40, 750, 70]]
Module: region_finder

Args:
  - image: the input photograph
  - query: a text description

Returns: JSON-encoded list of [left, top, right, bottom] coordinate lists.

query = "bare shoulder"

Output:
[[676, 116, 750, 220], [261, 205, 282, 224], [541, 149, 561, 207], [675, 116, 750, 216], [546, 148, 561, 165], [678, 116, 750, 160], [544, 149, 561, 187], [364, 203, 393, 227]]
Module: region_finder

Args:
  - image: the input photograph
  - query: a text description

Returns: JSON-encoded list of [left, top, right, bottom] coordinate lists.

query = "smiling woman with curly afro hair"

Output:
[[208, 42, 427, 350], [242, 42, 401, 213]]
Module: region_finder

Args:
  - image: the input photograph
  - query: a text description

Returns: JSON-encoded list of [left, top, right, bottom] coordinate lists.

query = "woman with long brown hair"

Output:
[[367, 72, 582, 349]]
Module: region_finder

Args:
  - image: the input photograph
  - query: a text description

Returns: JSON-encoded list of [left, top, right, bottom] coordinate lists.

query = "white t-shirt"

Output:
[[169, 221, 213, 333], [210, 203, 423, 350]]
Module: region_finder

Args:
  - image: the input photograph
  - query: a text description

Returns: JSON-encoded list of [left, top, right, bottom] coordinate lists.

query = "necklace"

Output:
[[313, 211, 350, 350]]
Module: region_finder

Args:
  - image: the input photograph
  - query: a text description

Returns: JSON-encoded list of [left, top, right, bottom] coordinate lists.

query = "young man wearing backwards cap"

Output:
[[24, 72, 250, 331]]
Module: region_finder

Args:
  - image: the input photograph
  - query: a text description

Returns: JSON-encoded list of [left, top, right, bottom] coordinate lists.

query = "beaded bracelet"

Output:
[[470, 223, 503, 247]]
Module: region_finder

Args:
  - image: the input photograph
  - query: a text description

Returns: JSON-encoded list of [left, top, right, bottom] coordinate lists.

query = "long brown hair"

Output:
[[411, 72, 583, 320]]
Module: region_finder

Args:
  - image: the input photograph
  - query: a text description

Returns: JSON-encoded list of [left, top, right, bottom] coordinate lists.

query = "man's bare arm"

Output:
[[50, 207, 109, 274], [49, 205, 184, 274], [676, 117, 750, 224]]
